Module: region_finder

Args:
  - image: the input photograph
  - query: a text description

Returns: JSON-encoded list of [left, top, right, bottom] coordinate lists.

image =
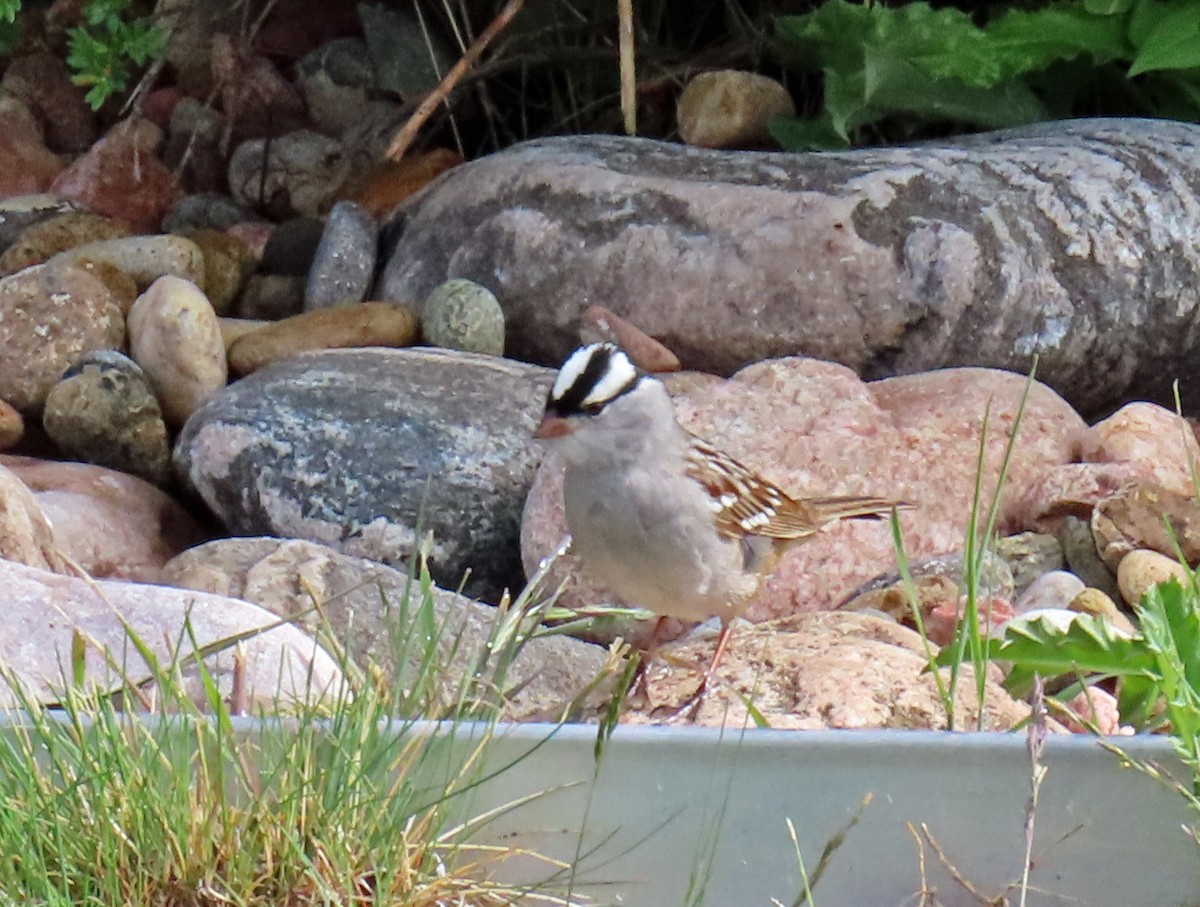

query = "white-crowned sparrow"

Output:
[[535, 341, 908, 695]]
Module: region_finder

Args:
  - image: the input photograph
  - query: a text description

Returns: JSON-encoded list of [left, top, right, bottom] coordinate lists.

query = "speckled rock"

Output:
[[0, 210, 132, 276], [523, 359, 1083, 629], [0, 194, 75, 256], [0, 259, 125, 412], [1082, 401, 1200, 496], [1, 455, 208, 582], [1117, 548, 1190, 608], [0, 463, 67, 573], [421, 278, 505, 356], [161, 536, 613, 720], [162, 193, 250, 233], [50, 233, 206, 291], [379, 122, 1200, 412], [994, 531, 1064, 593], [0, 558, 342, 711], [236, 274, 306, 320], [676, 69, 796, 149], [1092, 481, 1200, 570], [303, 200, 377, 309], [42, 350, 172, 484], [174, 347, 551, 601], [127, 276, 228, 428], [178, 228, 256, 314], [228, 131, 349, 219], [1059, 514, 1121, 600], [227, 302, 418, 374], [626, 611, 1026, 729], [0, 399, 23, 449]]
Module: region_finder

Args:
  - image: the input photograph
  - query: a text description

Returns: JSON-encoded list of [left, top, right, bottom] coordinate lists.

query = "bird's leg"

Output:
[[669, 618, 735, 722], [629, 615, 671, 702]]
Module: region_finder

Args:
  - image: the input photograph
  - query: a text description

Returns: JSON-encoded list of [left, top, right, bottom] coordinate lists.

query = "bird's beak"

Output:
[[534, 413, 574, 439]]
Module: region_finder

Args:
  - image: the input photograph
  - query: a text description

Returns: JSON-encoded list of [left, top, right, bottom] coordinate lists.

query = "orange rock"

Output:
[[350, 148, 463, 219]]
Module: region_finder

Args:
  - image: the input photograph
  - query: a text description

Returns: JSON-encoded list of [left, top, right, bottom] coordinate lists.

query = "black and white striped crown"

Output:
[[547, 342, 643, 416]]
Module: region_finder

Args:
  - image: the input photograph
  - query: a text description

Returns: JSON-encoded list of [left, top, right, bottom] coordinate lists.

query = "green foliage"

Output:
[[66, 0, 166, 109], [772, 0, 1200, 149]]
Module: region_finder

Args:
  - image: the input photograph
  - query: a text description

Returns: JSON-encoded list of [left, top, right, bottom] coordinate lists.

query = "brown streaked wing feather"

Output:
[[684, 436, 909, 541]]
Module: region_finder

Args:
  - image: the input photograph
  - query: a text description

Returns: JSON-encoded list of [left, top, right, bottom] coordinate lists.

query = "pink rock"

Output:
[[521, 359, 1086, 625], [1061, 686, 1128, 735], [0, 97, 64, 198], [141, 86, 185, 130], [1082, 401, 1200, 496], [0, 558, 342, 711], [50, 119, 182, 232], [1, 455, 209, 582], [212, 34, 307, 141], [1015, 460, 1149, 528], [225, 221, 273, 260], [579, 305, 681, 373], [0, 464, 67, 573], [926, 597, 1015, 647], [1, 52, 96, 152]]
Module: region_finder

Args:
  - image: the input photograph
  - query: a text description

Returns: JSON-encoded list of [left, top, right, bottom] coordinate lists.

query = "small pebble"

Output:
[[579, 304, 680, 373], [676, 70, 796, 149], [1012, 570, 1085, 613], [421, 278, 504, 356], [1069, 587, 1136, 637], [1116, 548, 1191, 608], [1059, 514, 1122, 600], [237, 273, 306, 321], [0, 398, 23, 449], [178, 228, 256, 315], [227, 302, 418, 374], [218, 316, 270, 351], [127, 276, 227, 427], [303, 200, 377, 310], [994, 531, 1064, 595], [50, 233, 206, 291]]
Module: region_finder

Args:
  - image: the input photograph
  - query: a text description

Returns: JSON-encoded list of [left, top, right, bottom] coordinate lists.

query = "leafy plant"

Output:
[[66, 0, 166, 109], [772, 0, 1200, 149]]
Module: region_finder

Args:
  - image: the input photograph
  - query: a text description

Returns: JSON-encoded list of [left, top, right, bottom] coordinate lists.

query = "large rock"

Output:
[[161, 537, 613, 720], [379, 121, 1200, 413], [2, 455, 208, 582], [0, 559, 342, 712], [174, 347, 552, 600]]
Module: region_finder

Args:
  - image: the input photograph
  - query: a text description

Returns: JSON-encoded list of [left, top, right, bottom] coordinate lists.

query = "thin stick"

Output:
[[386, 0, 526, 161], [617, 0, 636, 135]]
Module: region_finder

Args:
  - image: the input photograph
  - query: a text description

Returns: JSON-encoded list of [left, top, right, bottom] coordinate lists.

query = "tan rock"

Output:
[[626, 611, 1026, 729], [179, 228, 256, 314], [160, 536, 613, 721], [1117, 548, 1190, 607], [0, 211, 131, 277], [0, 399, 23, 450], [1092, 481, 1200, 570], [1083, 401, 1200, 496], [218, 316, 270, 350], [127, 275, 228, 427], [68, 258, 139, 313], [676, 70, 796, 149], [2, 455, 208, 582], [227, 302, 418, 375], [1069, 587, 1136, 636], [51, 233, 206, 291], [0, 259, 125, 412], [0, 464, 67, 573], [0, 558, 343, 712]]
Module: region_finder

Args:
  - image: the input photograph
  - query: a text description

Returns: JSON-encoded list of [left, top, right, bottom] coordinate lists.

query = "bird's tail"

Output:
[[806, 496, 913, 525]]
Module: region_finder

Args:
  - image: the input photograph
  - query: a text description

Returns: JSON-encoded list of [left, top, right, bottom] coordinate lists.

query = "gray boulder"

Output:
[[378, 119, 1200, 413], [174, 347, 551, 600]]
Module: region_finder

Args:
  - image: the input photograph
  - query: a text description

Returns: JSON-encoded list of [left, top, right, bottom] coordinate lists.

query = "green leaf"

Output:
[[983, 5, 1130, 81], [1086, 0, 1135, 12], [769, 114, 849, 151], [1128, 3, 1200, 75]]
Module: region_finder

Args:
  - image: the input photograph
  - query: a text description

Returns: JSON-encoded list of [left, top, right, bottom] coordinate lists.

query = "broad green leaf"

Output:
[[1128, 3, 1200, 75], [862, 52, 1048, 128], [1128, 0, 1175, 47], [769, 114, 849, 151], [1085, 0, 1135, 13], [982, 5, 1130, 81]]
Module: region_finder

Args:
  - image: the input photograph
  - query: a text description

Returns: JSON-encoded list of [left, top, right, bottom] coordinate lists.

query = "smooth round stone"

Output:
[[676, 69, 796, 149], [42, 350, 171, 484], [218, 316, 270, 351], [227, 131, 349, 219], [0, 195, 75, 255], [1058, 514, 1121, 600], [421, 278, 504, 356], [50, 233, 206, 291], [261, 216, 325, 276], [161, 193, 249, 233], [127, 276, 228, 428], [0, 399, 23, 450], [1012, 570, 1085, 613], [1117, 548, 1191, 607], [236, 273, 306, 320], [178, 228, 256, 314], [303, 200, 377, 310], [0, 210, 131, 276], [228, 302, 418, 374], [1069, 587, 1136, 636]]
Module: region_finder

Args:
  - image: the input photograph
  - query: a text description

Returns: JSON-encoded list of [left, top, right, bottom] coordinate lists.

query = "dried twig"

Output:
[[386, 0, 526, 160], [617, 0, 636, 135]]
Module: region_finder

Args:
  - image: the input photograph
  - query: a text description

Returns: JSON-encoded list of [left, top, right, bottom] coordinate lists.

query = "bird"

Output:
[[534, 341, 909, 711]]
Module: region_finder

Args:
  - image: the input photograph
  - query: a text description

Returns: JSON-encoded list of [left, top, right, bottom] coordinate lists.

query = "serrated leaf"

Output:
[[1128, 3, 1200, 75], [983, 5, 1130, 80]]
